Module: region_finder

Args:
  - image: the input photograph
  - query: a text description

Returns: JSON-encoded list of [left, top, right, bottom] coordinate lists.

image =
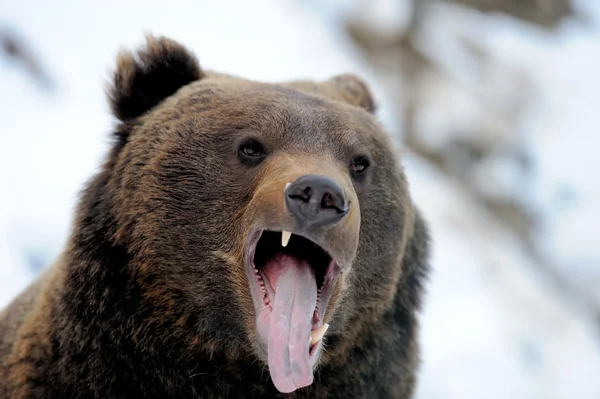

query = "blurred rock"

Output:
[[0, 25, 56, 93], [447, 0, 573, 28]]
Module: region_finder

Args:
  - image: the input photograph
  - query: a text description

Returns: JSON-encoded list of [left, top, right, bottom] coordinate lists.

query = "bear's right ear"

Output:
[[327, 74, 376, 113], [108, 35, 204, 121]]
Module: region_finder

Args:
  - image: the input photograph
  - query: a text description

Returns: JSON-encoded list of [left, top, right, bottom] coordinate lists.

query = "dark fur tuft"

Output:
[[108, 35, 203, 121]]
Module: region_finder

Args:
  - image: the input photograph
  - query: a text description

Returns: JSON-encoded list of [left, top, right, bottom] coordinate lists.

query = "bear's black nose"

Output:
[[285, 175, 349, 227]]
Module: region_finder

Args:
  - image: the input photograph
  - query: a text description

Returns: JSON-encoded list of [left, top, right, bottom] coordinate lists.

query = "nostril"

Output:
[[321, 192, 334, 210], [288, 186, 312, 203], [321, 192, 346, 214], [301, 187, 312, 202]]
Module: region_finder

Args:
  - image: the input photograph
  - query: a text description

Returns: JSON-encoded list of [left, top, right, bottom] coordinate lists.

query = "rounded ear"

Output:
[[328, 74, 376, 113], [107, 35, 204, 121]]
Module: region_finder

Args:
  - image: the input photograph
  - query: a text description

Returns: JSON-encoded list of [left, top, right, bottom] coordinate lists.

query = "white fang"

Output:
[[281, 230, 292, 247]]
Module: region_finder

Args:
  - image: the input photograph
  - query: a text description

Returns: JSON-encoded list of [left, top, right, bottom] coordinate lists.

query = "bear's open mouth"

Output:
[[245, 229, 340, 393], [254, 230, 333, 333]]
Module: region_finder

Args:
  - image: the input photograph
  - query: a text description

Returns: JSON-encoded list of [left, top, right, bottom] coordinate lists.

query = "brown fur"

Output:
[[0, 36, 429, 398]]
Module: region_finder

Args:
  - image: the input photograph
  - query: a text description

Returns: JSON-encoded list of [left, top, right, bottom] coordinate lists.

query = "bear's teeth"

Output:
[[281, 230, 292, 247], [310, 323, 329, 345]]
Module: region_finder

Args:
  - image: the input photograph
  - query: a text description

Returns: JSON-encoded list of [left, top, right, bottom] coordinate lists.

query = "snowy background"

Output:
[[1, 0, 599, 398]]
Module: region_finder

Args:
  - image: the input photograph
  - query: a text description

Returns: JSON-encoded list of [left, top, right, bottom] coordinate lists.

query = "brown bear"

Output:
[[0, 35, 430, 398]]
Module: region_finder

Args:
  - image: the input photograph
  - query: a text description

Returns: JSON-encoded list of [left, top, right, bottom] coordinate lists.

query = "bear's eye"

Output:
[[238, 139, 267, 166], [350, 156, 370, 178]]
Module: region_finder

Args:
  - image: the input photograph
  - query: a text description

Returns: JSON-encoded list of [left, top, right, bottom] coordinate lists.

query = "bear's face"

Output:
[[104, 37, 410, 394]]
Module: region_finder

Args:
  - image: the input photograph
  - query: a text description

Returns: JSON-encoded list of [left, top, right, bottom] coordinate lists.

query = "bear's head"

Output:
[[79, 35, 414, 394]]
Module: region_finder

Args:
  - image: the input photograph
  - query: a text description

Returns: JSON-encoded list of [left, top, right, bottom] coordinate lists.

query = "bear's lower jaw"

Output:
[[244, 229, 342, 393]]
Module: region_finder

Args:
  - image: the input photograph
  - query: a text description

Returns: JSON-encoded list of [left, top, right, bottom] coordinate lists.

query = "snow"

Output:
[[0, 222, 32, 306], [1, 1, 599, 398], [406, 155, 600, 399]]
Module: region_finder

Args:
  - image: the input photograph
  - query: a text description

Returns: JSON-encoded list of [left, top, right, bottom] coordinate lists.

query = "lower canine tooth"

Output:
[[310, 323, 329, 345], [281, 230, 292, 247]]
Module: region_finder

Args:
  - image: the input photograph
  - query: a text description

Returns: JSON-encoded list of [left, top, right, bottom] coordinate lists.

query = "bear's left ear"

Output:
[[328, 74, 376, 113], [108, 35, 204, 121]]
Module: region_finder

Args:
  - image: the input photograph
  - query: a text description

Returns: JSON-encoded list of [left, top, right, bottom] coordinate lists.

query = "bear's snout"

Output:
[[244, 153, 361, 269]]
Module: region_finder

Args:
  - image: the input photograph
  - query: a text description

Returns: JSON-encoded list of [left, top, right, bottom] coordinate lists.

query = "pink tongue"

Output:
[[263, 254, 317, 393]]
